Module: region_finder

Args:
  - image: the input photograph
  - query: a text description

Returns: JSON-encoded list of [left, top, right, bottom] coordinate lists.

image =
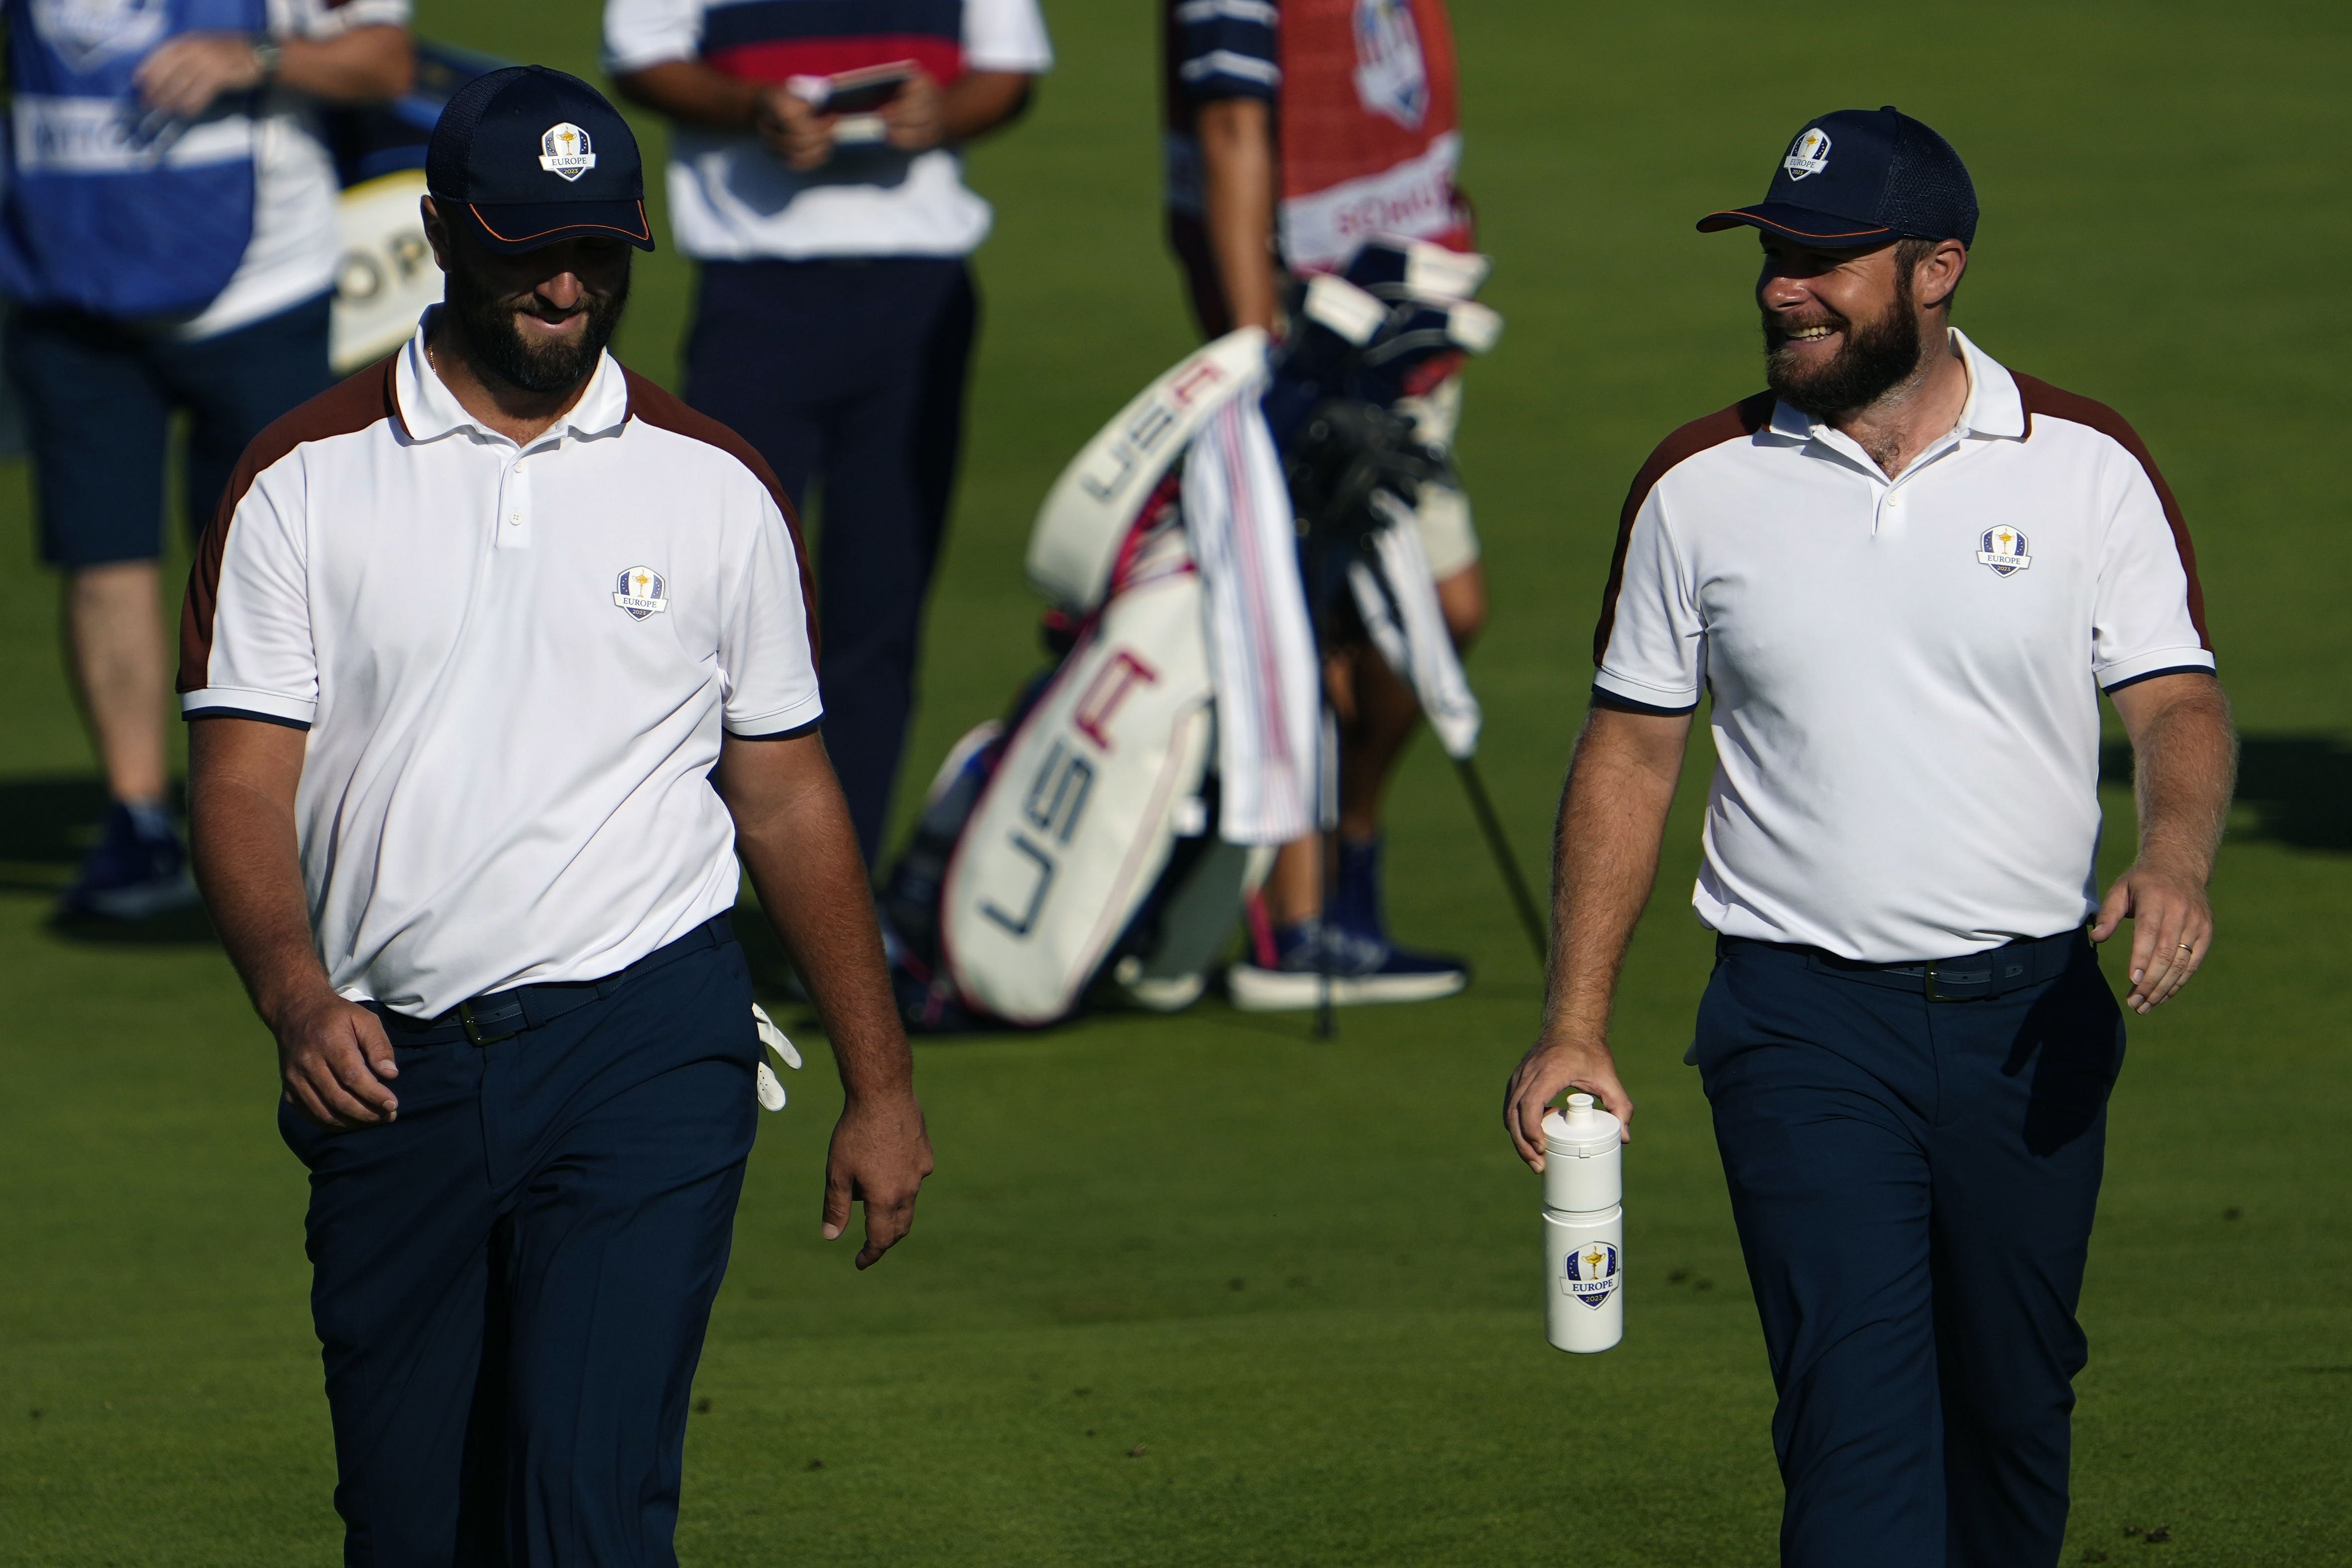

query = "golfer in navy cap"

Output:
[[1505, 108, 2233, 1566], [184, 65, 931, 1566]]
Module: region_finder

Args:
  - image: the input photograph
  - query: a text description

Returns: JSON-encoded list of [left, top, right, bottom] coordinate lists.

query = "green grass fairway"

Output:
[[3, 2, 2348, 1562]]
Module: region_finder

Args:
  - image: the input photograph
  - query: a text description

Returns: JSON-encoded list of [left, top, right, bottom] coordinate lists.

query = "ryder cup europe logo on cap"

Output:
[[1783, 126, 1833, 180], [613, 565, 668, 619], [538, 122, 597, 182], [1976, 526, 2033, 576], [1562, 1240, 1621, 1309]]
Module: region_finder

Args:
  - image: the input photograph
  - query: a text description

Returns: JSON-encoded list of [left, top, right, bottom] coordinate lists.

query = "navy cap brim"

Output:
[[1696, 202, 1897, 247], [459, 199, 656, 254]]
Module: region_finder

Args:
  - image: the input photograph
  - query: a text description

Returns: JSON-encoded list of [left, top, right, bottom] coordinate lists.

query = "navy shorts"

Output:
[[7, 292, 333, 568]]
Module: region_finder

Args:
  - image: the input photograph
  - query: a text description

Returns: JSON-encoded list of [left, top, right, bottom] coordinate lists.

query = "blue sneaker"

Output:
[[1226, 915, 1469, 1012], [57, 802, 199, 921]]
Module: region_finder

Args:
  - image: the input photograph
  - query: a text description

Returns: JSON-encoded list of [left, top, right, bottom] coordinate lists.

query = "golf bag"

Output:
[[882, 239, 1501, 1030]]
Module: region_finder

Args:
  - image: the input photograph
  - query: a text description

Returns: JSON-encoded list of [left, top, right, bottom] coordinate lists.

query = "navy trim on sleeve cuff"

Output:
[[1591, 686, 1699, 718], [2101, 664, 2217, 695], [730, 717, 823, 742], [184, 706, 312, 731]]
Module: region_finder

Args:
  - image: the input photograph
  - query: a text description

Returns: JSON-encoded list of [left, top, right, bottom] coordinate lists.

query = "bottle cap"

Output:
[[1541, 1093, 1622, 1159]]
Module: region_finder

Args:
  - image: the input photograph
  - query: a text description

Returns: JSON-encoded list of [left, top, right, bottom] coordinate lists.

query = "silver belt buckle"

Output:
[[457, 998, 521, 1046]]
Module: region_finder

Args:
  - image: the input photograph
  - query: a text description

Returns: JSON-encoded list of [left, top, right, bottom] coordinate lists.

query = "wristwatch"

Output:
[[252, 36, 284, 84]]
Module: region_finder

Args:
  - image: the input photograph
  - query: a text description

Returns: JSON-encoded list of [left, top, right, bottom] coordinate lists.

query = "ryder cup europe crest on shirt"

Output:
[[539, 123, 597, 182], [613, 566, 668, 619], [1783, 126, 1832, 180], [1563, 1239, 1621, 1308], [1352, 0, 1429, 129], [1977, 525, 2033, 576]]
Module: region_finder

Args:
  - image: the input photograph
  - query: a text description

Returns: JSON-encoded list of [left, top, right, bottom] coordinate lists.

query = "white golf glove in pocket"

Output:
[[752, 1003, 802, 1111]]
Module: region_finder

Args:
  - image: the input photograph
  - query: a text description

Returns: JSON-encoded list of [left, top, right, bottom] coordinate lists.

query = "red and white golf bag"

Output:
[[882, 247, 1500, 1030]]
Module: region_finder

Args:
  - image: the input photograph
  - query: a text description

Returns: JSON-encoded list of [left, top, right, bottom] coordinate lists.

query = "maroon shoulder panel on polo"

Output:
[[1590, 390, 1776, 668], [620, 368, 822, 665], [2012, 373, 2211, 652], [178, 355, 404, 697]]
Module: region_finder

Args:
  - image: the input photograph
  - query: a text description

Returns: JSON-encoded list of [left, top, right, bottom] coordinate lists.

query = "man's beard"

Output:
[[444, 253, 628, 395], [1763, 270, 1924, 418]]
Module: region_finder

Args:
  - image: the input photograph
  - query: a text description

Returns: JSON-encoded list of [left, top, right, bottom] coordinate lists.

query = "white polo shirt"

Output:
[[601, 0, 1053, 260], [177, 0, 412, 341], [179, 316, 823, 1016], [1594, 330, 2214, 963]]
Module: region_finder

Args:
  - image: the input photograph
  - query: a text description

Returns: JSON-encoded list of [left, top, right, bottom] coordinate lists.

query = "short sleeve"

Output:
[[1592, 491, 1705, 715], [272, 0, 409, 41], [1171, 0, 1279, 102], [2091, 447, 2215, 692], [181, 464, 319, 729], [964, 0, 1053, 74], [603, 0, 706, 76], [718, 488, 825, 738]]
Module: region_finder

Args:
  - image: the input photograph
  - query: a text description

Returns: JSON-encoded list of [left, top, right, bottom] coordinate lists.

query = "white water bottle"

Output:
[[1541, 1093, 1624, 1353]]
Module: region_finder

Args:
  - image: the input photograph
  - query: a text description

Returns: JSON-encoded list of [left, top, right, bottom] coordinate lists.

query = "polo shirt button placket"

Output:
[[498, 449, 533, 550]]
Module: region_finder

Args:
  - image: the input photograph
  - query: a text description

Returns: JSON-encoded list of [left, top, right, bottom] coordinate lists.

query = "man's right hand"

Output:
[[754, 85, 835, 171], [821, 1089, 933, 1269], [1504, 1029, 1633, 1172], [271, 988, 400, 1130]]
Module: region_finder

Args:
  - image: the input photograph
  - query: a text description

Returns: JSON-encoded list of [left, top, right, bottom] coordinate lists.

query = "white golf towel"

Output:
[[1181, 392, 1320, 846], [1348, 490, 1482, 760]]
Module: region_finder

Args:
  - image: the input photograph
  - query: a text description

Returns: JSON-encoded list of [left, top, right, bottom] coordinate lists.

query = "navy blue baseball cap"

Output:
[[1698, 106, 1977, 250], [427, 65, 655, 254]]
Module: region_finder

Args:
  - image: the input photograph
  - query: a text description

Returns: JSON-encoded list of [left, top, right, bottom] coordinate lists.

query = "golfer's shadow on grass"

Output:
[[2102, 734, 2350, 853], [0, 775, 217, 944]]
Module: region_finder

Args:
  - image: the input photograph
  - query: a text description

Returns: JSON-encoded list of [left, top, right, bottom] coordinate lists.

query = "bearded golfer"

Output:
[[181, 67, 930, 1564], [1504, 107, 2234, 1567]]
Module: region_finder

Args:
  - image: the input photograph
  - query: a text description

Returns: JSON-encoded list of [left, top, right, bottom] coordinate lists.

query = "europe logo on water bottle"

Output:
[[1562, 1239, 1620, 1308]]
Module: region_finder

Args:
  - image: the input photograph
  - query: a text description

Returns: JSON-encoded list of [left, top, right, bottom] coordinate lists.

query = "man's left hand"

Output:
[[881, 70, 946, 153], [136, 32, 269, 118], [821, 1089, 934, 1269], [2092, 857, 2212, 1015]]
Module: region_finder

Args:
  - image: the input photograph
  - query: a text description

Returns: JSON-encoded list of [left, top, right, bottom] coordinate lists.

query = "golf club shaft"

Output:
[[1454, 754, 1549, 967]]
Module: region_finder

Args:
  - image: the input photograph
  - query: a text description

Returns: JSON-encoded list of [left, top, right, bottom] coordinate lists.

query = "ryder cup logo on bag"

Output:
[[539, 123, 597, 182], [612, 566, 669, 619], [1562, 1240, 1620, 1308], [1783, 127, 1833, 180], [30, 0, 169, 70], [1976, 525, 2033, 576], [1352, 0, 1430, 129]]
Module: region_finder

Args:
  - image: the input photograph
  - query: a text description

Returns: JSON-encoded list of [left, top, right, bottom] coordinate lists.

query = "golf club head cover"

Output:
[[1263, 274, 1387, 448], [1341, 236, 1491, 304]]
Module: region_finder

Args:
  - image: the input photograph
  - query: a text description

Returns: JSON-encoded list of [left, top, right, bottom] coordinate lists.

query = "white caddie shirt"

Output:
[[1594, 330, 2214, 963], [172, 0, 413, 341], [179, 315, 824, 1016], [600, 0, 1054, 261]]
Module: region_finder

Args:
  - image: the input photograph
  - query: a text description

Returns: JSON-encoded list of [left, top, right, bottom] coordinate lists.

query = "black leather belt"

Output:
[[1717, 926, 2088, 1003], [372, 914, 735, 1046]]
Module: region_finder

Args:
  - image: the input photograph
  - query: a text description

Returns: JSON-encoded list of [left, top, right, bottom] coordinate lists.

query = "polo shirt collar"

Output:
[[1766, 326, 2027, 447], [1949, 328, 2024, 440], [395, 308, 631, 447]]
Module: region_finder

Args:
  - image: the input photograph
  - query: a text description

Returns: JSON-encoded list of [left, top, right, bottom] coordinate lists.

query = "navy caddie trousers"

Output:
[[279, 922, 761, 1567], [682, 257, 979, 868], [1690, 931, 2126, 1568]]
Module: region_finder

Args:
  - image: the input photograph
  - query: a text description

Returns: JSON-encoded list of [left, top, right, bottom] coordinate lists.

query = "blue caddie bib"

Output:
[[0, 0, 266, 318]]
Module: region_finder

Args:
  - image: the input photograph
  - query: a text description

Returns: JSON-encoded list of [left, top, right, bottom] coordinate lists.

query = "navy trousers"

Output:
[[1691, 934, 2126, 1568], [280, 930, 760, 1567], [682, 257, 978, 867]]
